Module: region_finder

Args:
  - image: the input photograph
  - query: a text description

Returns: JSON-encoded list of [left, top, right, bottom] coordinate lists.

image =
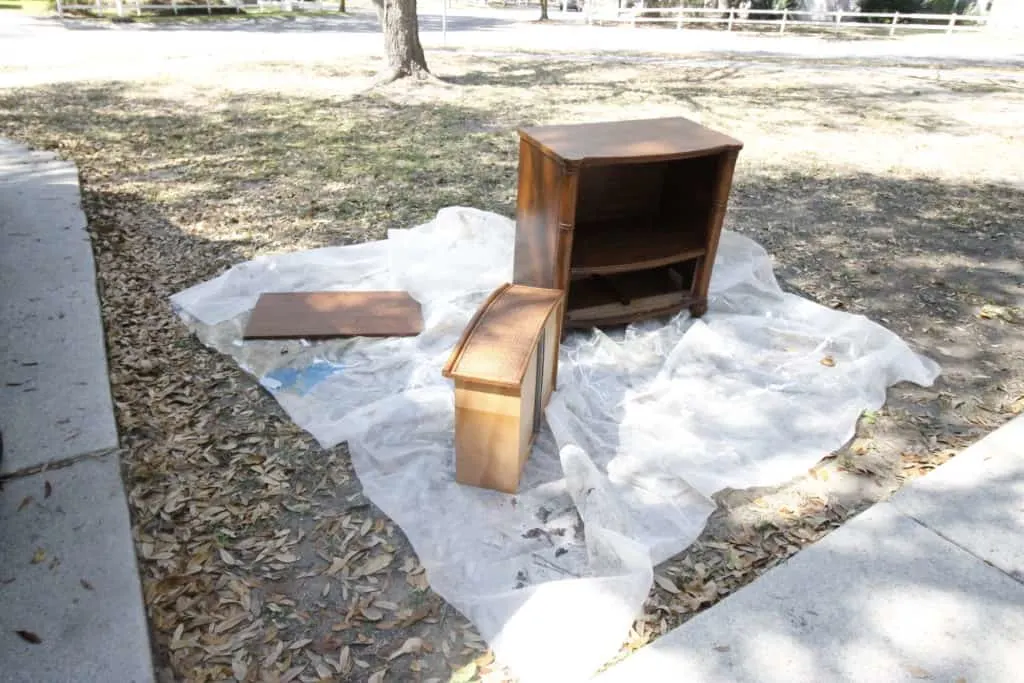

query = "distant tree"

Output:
[[540, 0, 549, 20], [372, 0, 431, 82]]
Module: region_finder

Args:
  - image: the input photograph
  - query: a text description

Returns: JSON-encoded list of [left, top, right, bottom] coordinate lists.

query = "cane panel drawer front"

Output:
[[512, 116, 743, 334], [442, 283, 564, 494]]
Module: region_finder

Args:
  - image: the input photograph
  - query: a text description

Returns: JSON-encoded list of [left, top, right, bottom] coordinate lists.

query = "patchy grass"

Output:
[[1, 52, 1023, 682], [0, 0, 51, 13]]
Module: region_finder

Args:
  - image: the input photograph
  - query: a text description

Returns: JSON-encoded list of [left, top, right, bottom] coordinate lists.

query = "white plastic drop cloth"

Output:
[[171, 206, 941, 682]]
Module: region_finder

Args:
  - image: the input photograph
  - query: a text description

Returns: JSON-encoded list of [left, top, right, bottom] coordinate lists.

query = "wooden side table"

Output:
[[512, 116, 743, 333]]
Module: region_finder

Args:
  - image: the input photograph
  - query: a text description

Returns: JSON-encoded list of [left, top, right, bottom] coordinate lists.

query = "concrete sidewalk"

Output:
[[0, 139, 153, 682], [595, 414, 1024, 683]]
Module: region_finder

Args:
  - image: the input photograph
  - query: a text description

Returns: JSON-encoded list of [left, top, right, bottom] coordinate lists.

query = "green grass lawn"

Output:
[[0, 0, 53, 14]]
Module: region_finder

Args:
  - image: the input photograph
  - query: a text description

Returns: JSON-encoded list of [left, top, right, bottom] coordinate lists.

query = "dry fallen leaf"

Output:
[[31, 548, 45, 564], [904, 664, 933, 679], [451, 662, 478, 683], [820, 355, 836, 367], [263, 640, 285, 667], [219, 548, 240, 566], [17, 496, 33, 511], [351, 553, 393, 579], [368, 669, 387, 683], [279, 664, 306, 683], [310, 652, 333, 679], [289, 637, 313, 650], [654, 575, 680, 594], [388, 637, 424, 660], [231, 652, 248, 681], [978, 304, 1014, 322], [16, 630, 42, 644], [324, 555, 350, 576], [361, 607, 383, 622]]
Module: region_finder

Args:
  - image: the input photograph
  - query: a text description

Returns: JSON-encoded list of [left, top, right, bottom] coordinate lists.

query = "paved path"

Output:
[[0, 138, 153, 682], [595, 414, 1024, 683]]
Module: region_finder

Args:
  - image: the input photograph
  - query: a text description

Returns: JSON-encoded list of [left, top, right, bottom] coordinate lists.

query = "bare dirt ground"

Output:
[[1, 44, 1022, 682]]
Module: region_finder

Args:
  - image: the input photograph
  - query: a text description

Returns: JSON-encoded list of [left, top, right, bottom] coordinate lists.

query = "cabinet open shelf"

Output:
[[566, 262, 698, 327], [570, 218, 707, 276]]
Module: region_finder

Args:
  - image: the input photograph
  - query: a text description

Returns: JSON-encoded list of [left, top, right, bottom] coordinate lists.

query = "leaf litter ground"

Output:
[[1, 50, 1022, 682]]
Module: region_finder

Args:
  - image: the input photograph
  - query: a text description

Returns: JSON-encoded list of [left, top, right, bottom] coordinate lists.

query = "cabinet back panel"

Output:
[[575, 162, 667, 224], [660, 154, 722, 238]]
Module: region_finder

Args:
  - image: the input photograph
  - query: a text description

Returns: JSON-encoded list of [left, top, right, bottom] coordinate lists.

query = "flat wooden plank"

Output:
[[242, 291, 423, 339], [443, 283, 563, 389], [570, 217, 707, 276], [518, 117, 743, 165]]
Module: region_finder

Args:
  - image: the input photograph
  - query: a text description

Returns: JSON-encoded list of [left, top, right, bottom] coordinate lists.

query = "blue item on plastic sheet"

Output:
[[260, 360, 344, 397]]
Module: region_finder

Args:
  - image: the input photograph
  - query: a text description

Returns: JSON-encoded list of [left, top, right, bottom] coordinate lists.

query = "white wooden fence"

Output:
[[55, 0, 989, 37], [55, 0, 339, 17], [586, 5, 989, 35]]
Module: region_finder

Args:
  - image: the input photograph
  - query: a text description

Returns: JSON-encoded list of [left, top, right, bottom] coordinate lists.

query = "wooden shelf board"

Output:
[[566, 268, 698, 325], [570, 218, 707, 276], [565, 300, 699, 329]]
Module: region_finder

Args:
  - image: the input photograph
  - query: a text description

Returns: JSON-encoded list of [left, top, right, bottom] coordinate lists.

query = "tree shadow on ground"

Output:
[[444, 55, 1011, 133]]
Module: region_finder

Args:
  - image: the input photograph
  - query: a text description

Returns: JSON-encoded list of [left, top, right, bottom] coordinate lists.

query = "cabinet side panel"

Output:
[[692, 149, 740, 305], [514, 140, 565, 290], [541, 307, 559, 403], [518, 348, 539, 476]]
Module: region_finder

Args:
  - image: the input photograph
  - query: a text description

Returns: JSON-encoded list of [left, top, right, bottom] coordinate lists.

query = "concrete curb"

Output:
[[0, 138, 154, 683]]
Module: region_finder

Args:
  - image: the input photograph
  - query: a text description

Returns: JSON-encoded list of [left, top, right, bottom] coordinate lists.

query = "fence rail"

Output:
[[587, 6, 989, 36]]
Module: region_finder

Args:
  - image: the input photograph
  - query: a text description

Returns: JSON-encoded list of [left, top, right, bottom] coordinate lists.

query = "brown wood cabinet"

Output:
[[442, 283, 564, 494], [512, 116, 743, 332]]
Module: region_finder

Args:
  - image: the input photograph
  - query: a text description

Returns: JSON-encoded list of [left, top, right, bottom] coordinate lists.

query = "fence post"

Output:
[[779, 8, 786, 33], [205, 0, 211, 14], [631, 6, 636, 28], [946, 14, 956, 34], [889, 11, 898, 36], [727, 7, 733, 31], [835, 8, 842, 32], [56, 0, 63, 17]]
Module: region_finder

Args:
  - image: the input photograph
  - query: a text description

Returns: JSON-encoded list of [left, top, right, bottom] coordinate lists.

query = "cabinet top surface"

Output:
[[443, 283, 563, 390], [518, 116, 743, 164]]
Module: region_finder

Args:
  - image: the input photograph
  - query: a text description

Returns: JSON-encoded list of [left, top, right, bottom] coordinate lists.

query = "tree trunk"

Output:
[[539, 0, 549, 20], [372, 0, 430, 81], [338, 0, 345, 11]]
